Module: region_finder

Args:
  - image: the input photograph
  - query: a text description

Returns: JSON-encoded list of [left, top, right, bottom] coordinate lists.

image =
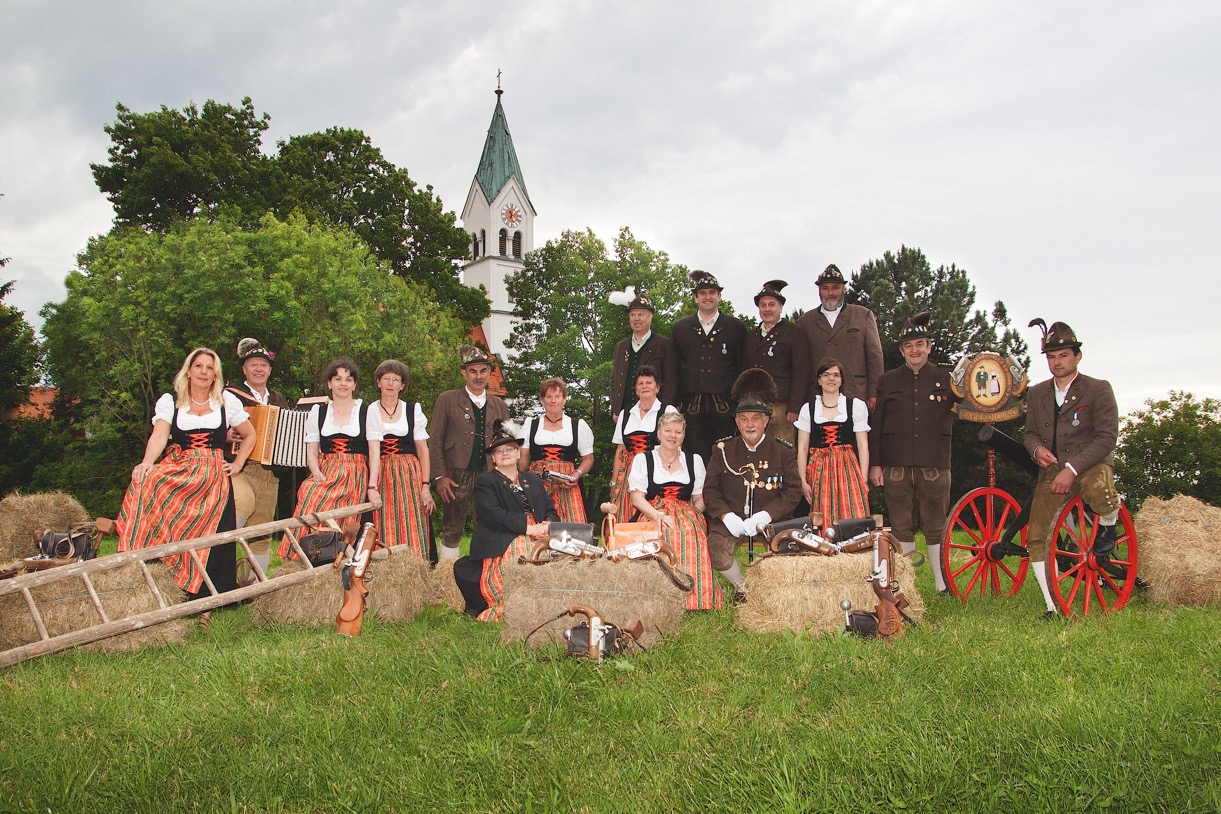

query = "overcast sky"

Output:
[[2, 0, 1217, 416]]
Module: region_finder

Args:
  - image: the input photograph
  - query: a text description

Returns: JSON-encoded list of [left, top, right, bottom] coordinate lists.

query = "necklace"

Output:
[[379, 399, 400, 419], [659, 452, 681, 471], [544, 413, 563, 424], [820, 396, 839, 410], [190, 395, 211, 407]]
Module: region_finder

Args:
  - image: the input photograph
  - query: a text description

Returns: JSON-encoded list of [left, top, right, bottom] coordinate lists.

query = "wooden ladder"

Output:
[[0, 503, 374, 668]]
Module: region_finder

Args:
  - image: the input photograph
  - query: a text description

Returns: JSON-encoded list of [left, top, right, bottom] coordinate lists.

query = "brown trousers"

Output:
[[440, 468, 480, 550], [1026, 463, 1119, 561], [882, 466, 951, 548], [231, 464, 279, 556]]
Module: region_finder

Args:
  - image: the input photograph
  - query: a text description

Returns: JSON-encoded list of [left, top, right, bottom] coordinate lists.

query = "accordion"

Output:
[[241, 405, 310, 468]]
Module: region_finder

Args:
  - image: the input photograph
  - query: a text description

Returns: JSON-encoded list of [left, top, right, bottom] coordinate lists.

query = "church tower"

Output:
[[461, 84, 535, 360]]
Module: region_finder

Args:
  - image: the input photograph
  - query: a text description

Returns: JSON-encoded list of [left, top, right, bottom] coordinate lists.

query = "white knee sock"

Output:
[[1099, 510, 1118, 526], [235, 516, 248, 529], [926, 543, 947, 592], [899, 540, 916, 556], [719, 560, 745, 590], [439, 544, 460, 560], [1031, 561, 1056, 612], [253, 553, 270, 576]]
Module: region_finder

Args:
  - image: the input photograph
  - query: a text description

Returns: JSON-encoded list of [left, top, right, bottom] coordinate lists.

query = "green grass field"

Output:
[[1, 546, 1218, 813]]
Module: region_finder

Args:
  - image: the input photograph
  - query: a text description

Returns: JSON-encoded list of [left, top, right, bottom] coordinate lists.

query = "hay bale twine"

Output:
[[1134, 495, 1221, 607], [0, 491, 91, 565], [367, 547, 431, 623], [736, 552, 926, 635], [249, 561, 340, 627], [428, 557, 466, 610], [500, 557, 688, 649], [0, 561, 189, 654]]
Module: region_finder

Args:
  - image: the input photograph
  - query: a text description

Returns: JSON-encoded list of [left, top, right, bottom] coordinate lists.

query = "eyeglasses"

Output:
[[820, 371, 842, 378]]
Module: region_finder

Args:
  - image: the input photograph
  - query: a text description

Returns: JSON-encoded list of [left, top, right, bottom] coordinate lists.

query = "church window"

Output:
[[471, 232, 479, 258], [479, 230, 486, 257], [512, 231, 522, 259], [499, 229, 508, 256]]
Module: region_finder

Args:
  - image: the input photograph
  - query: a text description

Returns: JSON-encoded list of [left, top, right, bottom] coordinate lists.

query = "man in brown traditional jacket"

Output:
[[869, 312, 957, 592], [608, 290, 678, 421], [744, 279, 810, 445], [703, 369, 801, 604], [1022, 319, 1121, 620], [429, 346, 510, 558], [797, 264, 884, 409]]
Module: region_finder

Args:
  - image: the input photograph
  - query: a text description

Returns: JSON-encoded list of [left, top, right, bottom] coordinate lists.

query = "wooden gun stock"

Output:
[[336, 522, 376, 638], [869, 530, 910, 639]]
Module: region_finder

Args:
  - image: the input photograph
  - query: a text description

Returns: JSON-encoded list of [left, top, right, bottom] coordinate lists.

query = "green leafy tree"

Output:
[[39, 213, 467, 514], [503, 227, 691, 498], [848, 245, 1031, 506], [1115, 391, 1221, 511], [0, 280, 42, 412], [91, 99, 488, 326]]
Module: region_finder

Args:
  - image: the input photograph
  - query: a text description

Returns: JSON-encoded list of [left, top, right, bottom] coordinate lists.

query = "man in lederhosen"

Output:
[[1023, 319, 1121, 620], [744, 279, 810, 446], [702, 369, 801, 604], [225, 338, 289, 581], [429, 345, 509, 559], [671, 270, 747, 459], [797, 264, 884, 410], [608, 290, 678, 422], [868, 312, 957, 592]]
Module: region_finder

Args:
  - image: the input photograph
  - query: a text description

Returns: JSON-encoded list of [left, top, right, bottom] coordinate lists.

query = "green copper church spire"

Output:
[[475, 82, 531, 206]]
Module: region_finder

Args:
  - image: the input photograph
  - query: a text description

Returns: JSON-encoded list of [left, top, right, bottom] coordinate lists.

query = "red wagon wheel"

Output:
[[1047, 497, 1138, 618], [943, 487, 1029, 601]]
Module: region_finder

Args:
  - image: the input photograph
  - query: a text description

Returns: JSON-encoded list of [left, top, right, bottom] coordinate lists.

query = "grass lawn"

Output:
[[1, 539, 1218, 813]]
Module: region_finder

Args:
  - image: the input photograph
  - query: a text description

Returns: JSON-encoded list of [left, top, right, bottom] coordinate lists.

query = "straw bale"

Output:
[[0, 561, 189, 654], [735, 552, 926, 635], [1134, 494, 1221, 607], [428, 557, 466, 610], [366, 547, 431, 623], [0, 491, 90, 565], [249, 561, 341, 627], [499, 557, 688, 649]]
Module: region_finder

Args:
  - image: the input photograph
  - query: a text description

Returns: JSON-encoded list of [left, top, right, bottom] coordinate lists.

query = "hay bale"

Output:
[[0, 561, 189, 654], [736, 552, 926, 635], [249, 561, 340, 627], [367, 548, 431, 623], [428, 558, 466, 611], [1135, 495, 1221, 607], [0, 491, 90, 565], [499, 558, 688, 649]]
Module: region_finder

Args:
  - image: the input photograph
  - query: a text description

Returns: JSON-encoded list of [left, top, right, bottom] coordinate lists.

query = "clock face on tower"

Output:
[[500, 203, 523, 227]]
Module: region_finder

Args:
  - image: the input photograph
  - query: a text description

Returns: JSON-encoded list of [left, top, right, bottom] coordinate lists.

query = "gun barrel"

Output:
[[977, 425, 1040, 478]]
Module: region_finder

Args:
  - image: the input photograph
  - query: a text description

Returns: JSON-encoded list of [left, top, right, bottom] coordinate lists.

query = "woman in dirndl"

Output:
[[117, 347, 256, 603], [518, 377, 593, 523], [629, 411, 723, 611], [609, 365, 678, 522], [454, 420, 558, 621], [369, 359, 434, 558], [795, 357, 870, 526], [278, 357, 382, 558]]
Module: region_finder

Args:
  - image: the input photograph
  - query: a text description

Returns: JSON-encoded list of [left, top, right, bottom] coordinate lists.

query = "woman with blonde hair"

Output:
[[518, 377, 594, 523], [369, 359, 433, 557], [117, 347, 256, 601], [628, 411, 722, 610]]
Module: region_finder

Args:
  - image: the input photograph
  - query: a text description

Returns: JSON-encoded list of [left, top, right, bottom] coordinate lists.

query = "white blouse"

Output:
[[612, 400, 680, 444], [303, 399, 384, 444], [519, 415, 594, 455], [369, 401, 430, 441], [153, 392, 249, 429], [627, 449, 706, 496], [794, 395, 871, 433]]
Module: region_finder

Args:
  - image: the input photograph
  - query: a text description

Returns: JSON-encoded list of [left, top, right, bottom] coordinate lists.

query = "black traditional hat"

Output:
[[731, 368, 779, 414], [487, 418, 524, 451], [459, 344, 494, 369], [236, 337, 274, 364], [815, 264, 846, 285], [608, 286, 655, 313], [1029, 318, 1081, 353], [689, 269, 723, 292], [897, 311, 932, 344], [753, 279, 788, 305]]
